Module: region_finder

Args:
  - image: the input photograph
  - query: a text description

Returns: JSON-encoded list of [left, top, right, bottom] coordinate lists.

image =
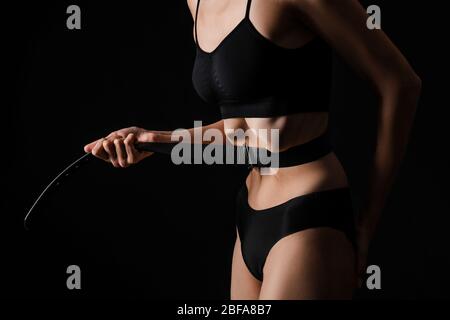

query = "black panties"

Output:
[[236, 184, 356, 281]]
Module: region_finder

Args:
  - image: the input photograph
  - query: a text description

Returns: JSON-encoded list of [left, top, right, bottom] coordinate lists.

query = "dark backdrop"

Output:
[[4, 0, 449, 299]]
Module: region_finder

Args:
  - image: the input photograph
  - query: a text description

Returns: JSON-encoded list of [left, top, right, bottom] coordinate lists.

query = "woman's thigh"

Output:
[[230, 231, 262, 300], [259, 227, 357, 300]]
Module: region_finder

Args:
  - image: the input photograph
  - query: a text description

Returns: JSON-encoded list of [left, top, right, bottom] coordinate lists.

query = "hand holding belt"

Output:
[[24, 132, 331, 229]]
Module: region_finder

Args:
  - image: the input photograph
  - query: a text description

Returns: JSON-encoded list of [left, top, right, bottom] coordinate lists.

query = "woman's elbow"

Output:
[[378, 70, 422, 99]]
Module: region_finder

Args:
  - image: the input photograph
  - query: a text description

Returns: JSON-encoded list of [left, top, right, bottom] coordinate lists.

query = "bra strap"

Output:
[[194, 0, 201, 43], [245, 0, 253, 18]]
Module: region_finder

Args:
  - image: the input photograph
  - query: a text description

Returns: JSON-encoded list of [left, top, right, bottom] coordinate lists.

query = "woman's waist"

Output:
[[224, 112, 329, 152], [245, 152, 349, 209]]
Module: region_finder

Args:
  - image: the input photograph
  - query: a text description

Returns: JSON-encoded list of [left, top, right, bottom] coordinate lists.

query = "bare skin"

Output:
[[85, 0, 421, 300]]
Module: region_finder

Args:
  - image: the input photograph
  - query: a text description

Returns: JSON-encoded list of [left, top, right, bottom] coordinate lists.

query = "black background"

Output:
[[4, 0, 449, 299]]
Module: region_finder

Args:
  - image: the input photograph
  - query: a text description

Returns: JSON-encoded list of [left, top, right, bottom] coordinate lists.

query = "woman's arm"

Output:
[[150, 119, 226, 144], [84, 120, 225, 167], [290, 0, 421, 275]]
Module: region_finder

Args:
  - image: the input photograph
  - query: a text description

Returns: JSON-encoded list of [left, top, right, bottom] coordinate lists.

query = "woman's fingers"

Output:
[[89, 136, 129, 168], [85, 136, 109, 154], [91, 138, 109, 161], [103, 139, 118, 167], [87, 127, 159, 167], [84, 140, 98, 153], [124, 133, 138, 164], [114, 138, 128, 168]]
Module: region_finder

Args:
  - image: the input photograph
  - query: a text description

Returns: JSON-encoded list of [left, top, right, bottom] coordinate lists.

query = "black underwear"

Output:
[[236, 184, 356, 281]]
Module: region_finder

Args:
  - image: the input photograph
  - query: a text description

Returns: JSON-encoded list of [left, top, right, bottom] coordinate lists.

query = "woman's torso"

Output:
[[189, 0, 349, 209]]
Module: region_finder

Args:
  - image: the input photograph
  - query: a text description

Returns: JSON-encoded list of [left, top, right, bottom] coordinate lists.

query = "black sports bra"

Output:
[[192, 0, 333, 119]]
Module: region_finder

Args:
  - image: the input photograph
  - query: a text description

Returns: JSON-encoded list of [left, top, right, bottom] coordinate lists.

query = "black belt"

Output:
[[24, 132, 332, 229], [135, 130, 332, 168]]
